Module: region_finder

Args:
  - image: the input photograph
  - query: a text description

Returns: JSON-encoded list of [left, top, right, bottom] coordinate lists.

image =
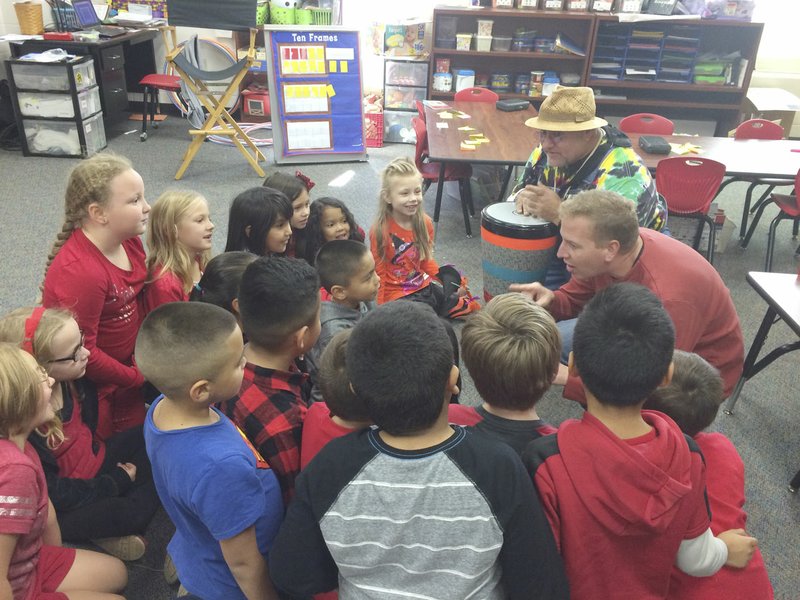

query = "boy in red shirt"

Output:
[[523, 283, 757, 600], [645, 350, 774, 600], [219, 257, 321, 504]]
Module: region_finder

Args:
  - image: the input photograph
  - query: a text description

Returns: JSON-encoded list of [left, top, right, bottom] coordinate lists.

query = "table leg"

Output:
[[433, 162, 446, 237], [497, 165, 514, 203], [724, 306, 776, 415]]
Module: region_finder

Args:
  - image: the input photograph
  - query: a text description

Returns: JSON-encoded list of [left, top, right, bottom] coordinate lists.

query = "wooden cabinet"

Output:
[[430, 8, 596, 101], [430, 8, 763, 135]]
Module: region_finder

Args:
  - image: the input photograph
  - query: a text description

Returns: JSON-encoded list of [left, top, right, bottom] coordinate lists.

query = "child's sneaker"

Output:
[[91, 535, 146, 561], [447, 294, 481, 319]]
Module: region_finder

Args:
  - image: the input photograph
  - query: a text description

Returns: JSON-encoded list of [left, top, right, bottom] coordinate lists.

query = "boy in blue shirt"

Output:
[[136, 302, 283, 600]]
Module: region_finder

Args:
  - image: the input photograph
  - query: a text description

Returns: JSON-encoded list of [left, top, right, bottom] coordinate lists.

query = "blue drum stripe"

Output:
[[482, 260, 548, 283]]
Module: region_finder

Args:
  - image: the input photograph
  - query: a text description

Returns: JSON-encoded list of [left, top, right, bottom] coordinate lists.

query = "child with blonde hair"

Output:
[[0, 306, 160, 562], [143, 189, 214, 313], [0, 343, 128, 600], [371, 157, 479, 319], [42, 153, 150, 439], [263, 171, 313, 259]]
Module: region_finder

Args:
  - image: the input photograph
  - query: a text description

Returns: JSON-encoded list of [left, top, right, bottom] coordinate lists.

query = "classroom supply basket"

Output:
[[310, 7, 332, 25], [14, 2, 44, 35], [256, 1, 268, 25], [364, 112, 384, 148]]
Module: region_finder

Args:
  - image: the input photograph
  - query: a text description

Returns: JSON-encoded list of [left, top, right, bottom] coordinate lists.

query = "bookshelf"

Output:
[[429, 8, 763, 135]]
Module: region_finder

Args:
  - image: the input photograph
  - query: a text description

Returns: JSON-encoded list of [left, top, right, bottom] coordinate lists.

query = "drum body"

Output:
[[481, 203, 558, 301]]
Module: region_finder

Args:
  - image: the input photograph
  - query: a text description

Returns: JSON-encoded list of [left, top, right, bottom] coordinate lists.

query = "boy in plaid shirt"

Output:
[[219, 257, 321, 504]]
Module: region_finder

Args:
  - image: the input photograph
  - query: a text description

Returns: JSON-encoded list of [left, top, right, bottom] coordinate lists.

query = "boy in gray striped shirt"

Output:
[[269, 301, 568, 599]]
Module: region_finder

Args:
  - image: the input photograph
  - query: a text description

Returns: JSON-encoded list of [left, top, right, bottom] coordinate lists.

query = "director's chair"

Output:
[[165, 27, 266, 179]]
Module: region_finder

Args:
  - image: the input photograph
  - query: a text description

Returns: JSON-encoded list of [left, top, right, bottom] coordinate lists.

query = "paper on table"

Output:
[[436, 122, 449, 129]]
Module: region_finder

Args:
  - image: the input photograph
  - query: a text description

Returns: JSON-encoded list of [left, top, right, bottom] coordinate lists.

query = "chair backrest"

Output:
[[453, 87, 499, 103], [411, 117, 428, 171], [618, 113, 674, 135], [734, 118, 785, 140], [416, 99, 426, 123], [655, 157, 726, 215]]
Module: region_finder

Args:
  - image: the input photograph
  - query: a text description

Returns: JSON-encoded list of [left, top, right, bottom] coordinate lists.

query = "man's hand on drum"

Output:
[[508, 282, 554, 308], [515, 184, 561, 223]]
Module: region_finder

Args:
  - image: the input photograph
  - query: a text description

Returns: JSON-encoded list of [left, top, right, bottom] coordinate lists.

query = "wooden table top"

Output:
[[628, 133, 800, 180], [424, 101, 539, 166], [747, 271, 800, 338], [424, 102, 800, 180]]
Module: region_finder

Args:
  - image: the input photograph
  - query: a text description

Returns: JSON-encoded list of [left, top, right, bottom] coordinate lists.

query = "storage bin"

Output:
[[364, 112, 383, 148], [385, 85, 426, 110], [23, 112, 106, 157], [432, 72, 453, 92], [385, 61, 429, 86], [492, 36, 512, 51], [456, 33, 472, 51], [435, 57, 451, 73], [436, 36, 457, 49], [477, 19, 494, 37], [437, 16, 458, 39], [454, 69, 476, 92], [17, 86, 101, 120], [383, 110, 416, 144], [10, 59, 96, 92], [475, 35, 492, 52]]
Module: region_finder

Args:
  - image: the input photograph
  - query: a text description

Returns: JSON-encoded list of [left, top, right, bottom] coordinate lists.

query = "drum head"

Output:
[[481, 203, 557, 239]]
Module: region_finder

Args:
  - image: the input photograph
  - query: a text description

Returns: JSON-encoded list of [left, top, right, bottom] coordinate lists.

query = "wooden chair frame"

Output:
[[165, 27, 265, 180]]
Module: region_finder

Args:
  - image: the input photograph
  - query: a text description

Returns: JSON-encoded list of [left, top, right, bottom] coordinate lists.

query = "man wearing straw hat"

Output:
[[512, 86, 666, 288]]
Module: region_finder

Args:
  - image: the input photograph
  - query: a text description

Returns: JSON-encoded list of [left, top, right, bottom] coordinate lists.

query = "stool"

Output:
[[138, 73, 181, 141]]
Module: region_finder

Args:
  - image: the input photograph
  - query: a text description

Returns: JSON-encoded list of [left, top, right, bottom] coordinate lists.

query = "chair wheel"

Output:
[[140, 132, 147, 141]]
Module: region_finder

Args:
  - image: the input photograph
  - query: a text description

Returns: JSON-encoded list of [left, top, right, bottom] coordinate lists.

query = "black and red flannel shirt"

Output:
[[219, 362, 310, 505]]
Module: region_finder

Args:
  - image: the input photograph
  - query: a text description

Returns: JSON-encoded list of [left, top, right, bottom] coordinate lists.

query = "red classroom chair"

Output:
[[453, 87, 499, 103], [618, 112, 674, 135], [415, 99, 426, 123], [656, 157, 726, 264], [411, 117, 475, 236]]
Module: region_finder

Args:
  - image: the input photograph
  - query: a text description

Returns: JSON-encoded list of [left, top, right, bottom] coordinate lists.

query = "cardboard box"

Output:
[[669, 208, 737, 255], [370, 21, 431, 57]]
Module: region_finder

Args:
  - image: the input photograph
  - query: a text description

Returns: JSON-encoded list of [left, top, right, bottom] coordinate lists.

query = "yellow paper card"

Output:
[[340, 61, 348, 73], [326, 84, 336, 97], [328, 60, 338, 73]]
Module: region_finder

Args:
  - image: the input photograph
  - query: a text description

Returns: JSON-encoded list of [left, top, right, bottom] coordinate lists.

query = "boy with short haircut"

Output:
[[137, 302, 283, 600], [219, 256, 321, 503], [300, 329, 371, 469], [306, 240, 379, 402], [523, 283, 757, 600], [270, 302, 569, 600], [645, 350, 774, 600], [453, 292, 559, 455]]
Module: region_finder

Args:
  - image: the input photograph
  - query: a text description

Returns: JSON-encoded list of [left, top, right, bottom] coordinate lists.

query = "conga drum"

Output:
[[480, 203, 558, 301]]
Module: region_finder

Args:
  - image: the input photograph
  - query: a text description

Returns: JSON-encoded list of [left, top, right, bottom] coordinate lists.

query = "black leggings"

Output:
[[57, 426, 161, 541]]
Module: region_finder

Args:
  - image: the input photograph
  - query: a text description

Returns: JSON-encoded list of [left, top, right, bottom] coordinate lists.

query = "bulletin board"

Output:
[[264, 26, 367, 164]]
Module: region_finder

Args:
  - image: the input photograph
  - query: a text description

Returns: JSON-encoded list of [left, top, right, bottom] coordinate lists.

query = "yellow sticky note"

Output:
[[460, 141, 477, 151], [469, 133, 484, 139], [313, 46, 324, 59], [326, 84, 336, 98], [300, 86, 310, 98], [340, 61, 348, 73], [440, 112, 452, 120], [458, 126, 475, 131], [283, 61, 294, 74], [329, 60, 338, 73], [298, 61, 308, 73], [286, 86, 295, 98], [316, 60, 325, 73]]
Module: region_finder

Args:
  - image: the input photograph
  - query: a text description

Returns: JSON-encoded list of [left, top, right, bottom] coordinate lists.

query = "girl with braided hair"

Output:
[[42, 153, 151, 439]]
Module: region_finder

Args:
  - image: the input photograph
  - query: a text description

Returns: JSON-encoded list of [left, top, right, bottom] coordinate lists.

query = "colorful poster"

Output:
[[268, 29, 364, 159]]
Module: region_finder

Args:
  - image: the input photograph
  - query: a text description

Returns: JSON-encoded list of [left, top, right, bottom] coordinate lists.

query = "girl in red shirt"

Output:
[[42, 154, 150, 438], [143, 189, 214, 314], [370, 157, 479, 318], [0, 306, 161, 562], [263, 171, 313, 260], [0, 342, 127, 600]]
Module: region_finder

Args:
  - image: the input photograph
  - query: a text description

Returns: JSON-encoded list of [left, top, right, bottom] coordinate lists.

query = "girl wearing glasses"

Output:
[[0, 307, 160, 563], [0, 342, 128, 599]]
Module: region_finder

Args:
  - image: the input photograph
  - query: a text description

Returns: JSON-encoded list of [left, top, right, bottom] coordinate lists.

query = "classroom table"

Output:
[[724, 272, 800, 416], [423, 101, 539, 233]]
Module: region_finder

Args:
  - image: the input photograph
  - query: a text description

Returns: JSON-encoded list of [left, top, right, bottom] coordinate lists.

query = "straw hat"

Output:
[[525, 86, 608, 131]]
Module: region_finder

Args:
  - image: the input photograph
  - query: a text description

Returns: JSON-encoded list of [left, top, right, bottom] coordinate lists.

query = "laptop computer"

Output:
[[71, 0, 128, 37]]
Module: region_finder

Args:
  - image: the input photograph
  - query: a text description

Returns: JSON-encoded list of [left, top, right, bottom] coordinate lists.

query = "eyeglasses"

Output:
[[538, 130, 566, 144], [47, 332, 85, 364]]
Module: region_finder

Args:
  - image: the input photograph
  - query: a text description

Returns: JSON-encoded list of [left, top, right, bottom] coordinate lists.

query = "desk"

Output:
[[424, 101, 539, 233], [725, 272, 800, 416], [10, 29, 158, 122], [627, 133, 800, 180]]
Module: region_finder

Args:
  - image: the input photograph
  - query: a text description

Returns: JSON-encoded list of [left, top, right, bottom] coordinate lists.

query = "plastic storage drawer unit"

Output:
[[10, 60, 96, 92], [22, 112, 107, 157], [383, 110, 416, 144], [17, 86, 102, 120]]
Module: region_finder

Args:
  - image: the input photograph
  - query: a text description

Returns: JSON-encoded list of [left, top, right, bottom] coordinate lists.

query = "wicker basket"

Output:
[[310, 7, 332, 25], [364, 112, 384, 148], [14, 2, 44, 35]]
